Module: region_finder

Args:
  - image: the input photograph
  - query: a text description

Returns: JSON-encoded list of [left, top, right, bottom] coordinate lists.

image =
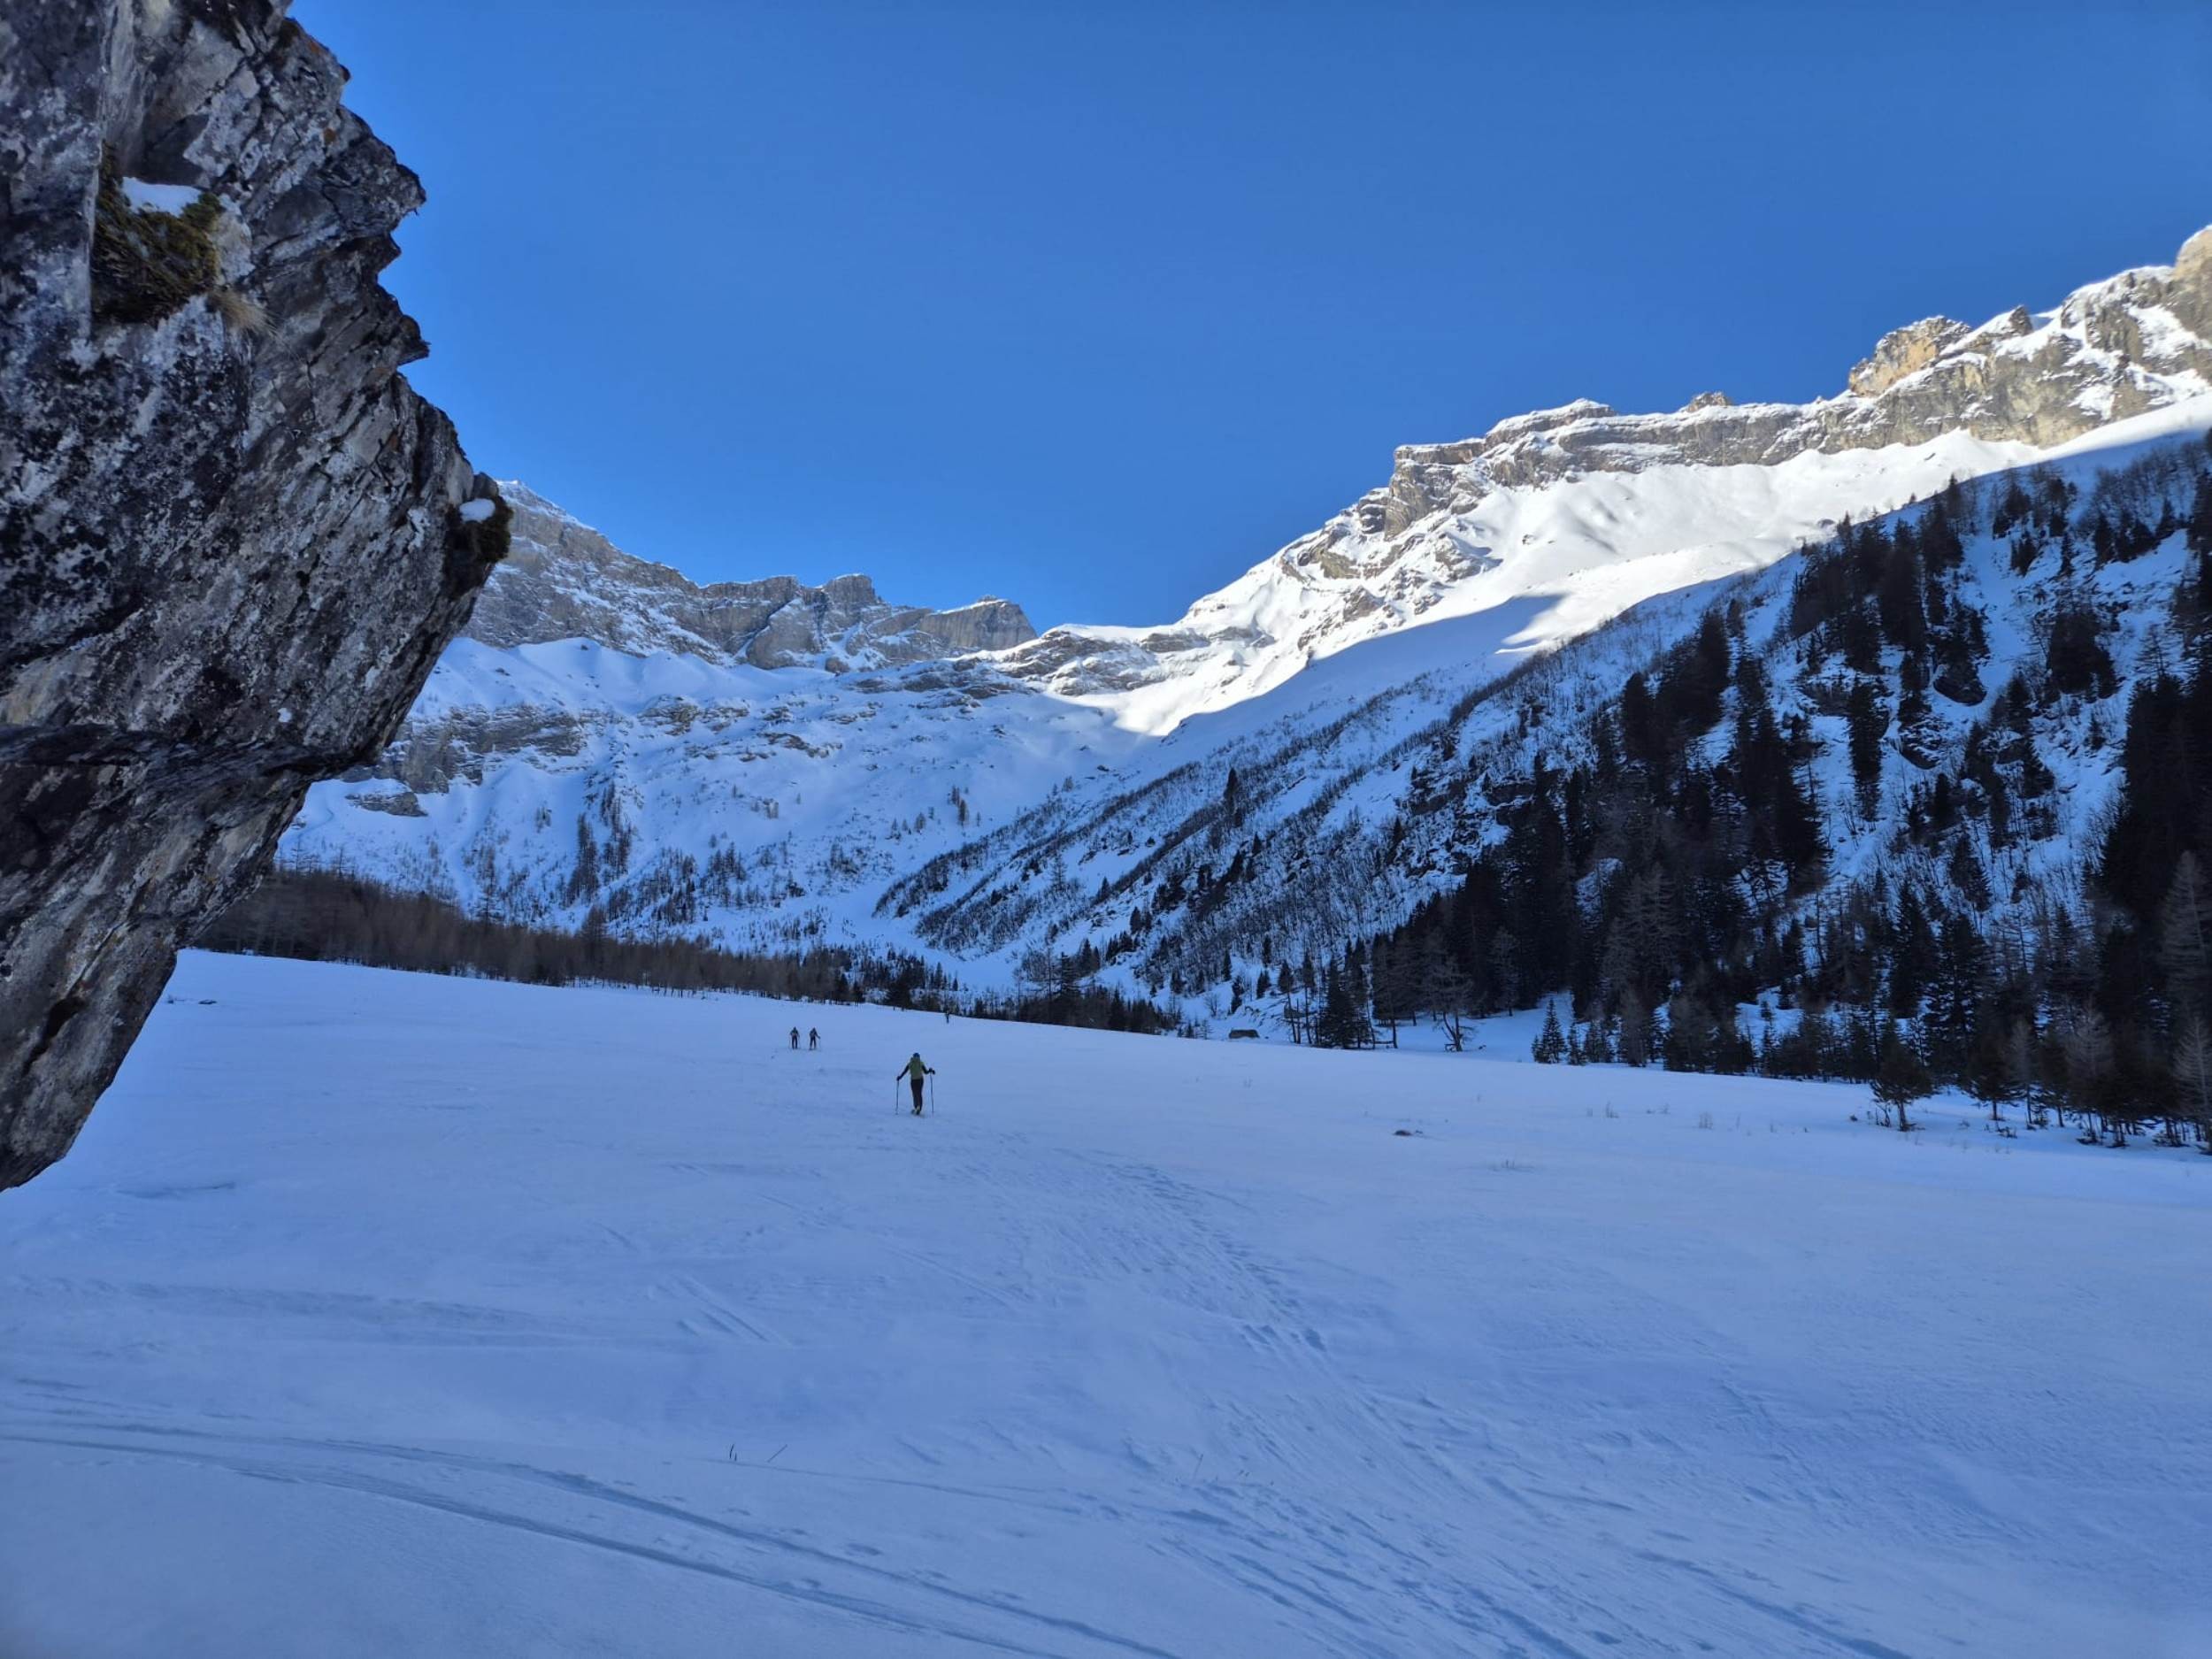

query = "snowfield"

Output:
[[4, 954, 2207, 1658]]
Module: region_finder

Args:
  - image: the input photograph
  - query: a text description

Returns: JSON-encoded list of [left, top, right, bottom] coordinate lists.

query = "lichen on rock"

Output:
[[0, 0, 503, 1188]]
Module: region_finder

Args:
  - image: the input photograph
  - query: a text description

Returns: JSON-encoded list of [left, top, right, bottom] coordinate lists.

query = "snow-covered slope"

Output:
[[282, 229, 2212, 981], [288, 634, 1141, 955], [910, 406, 2212, 1011], [4, 951, 2206, 1656]]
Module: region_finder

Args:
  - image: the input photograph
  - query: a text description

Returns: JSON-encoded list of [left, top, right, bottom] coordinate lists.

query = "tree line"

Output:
[[197, 866, 1179, 1036]]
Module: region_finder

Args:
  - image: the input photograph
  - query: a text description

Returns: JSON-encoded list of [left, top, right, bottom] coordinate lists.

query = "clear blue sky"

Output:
[[300, 0, 2212, 629]]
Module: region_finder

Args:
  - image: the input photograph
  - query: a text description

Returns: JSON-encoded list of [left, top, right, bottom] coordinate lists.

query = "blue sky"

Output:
[[301, 0, 2212, 629]]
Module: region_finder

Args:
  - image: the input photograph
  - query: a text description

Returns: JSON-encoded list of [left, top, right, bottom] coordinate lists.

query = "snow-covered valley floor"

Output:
[[4, 954, 2206, 1657]]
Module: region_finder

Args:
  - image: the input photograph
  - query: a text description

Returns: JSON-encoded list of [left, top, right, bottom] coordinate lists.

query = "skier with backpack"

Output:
[[896, 1052, 934, 1115]]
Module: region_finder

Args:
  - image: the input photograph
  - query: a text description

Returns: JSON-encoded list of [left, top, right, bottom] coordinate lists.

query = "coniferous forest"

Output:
[[1349, 434, 2212, 1142]]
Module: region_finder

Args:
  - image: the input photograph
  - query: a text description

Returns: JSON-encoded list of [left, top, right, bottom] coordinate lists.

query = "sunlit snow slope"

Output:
[[4, 953, 2207, 1657]]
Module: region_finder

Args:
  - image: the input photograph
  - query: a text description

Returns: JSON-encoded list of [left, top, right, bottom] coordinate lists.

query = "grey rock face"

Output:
[[1379, 233, 2212, 519], [0, 0, 502, 1187], [347, 789, 429, 818], [472, 483, 1038, 670], [375, 706, 591, 795]]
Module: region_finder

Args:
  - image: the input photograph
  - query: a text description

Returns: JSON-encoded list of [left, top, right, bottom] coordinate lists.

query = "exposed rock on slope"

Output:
[[471, 483, 1037, 670], [0, 0, 503, 1188]]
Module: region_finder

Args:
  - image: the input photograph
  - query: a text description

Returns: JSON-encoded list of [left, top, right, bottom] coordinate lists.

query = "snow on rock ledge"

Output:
[[0, 0, 506, 1188]]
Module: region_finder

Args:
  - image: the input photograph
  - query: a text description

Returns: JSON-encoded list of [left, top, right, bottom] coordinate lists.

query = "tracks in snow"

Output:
[[5, 1133, 1975, 1658], [0, 1419, 1177, 1659]]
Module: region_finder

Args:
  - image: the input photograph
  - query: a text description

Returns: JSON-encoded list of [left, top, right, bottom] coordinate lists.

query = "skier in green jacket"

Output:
[[897, 1052, 934, 1115]]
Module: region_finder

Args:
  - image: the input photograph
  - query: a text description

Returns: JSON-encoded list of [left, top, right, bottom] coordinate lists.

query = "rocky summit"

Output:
[[0, 0, 500, 1187]]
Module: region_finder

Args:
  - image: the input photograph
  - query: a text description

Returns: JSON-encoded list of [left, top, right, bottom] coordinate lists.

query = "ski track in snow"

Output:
[[3, 955, 2208, 1656]]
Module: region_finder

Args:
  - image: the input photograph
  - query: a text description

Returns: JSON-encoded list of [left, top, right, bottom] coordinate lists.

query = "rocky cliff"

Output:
[[1372, 230, 2212, 528], [0, 0, 504, 1187], [471, 482, 1037, 669]]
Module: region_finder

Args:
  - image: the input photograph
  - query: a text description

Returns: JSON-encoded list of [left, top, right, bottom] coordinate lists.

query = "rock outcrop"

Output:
[[469, 481, 1038, 670], [0, 0, 503, 1187], [1363, 235, 2212, 536], [1847, 317, 1974, 396]]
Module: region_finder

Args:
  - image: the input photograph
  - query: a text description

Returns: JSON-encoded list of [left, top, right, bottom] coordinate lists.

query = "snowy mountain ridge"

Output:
[[992, 227, 2212, 733], [472, 482, 1039, 672], [282, 229, 2212, 994]]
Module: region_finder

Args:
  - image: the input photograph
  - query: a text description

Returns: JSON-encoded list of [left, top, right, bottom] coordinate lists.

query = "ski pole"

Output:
[[929, 1074, 936, 1116]]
